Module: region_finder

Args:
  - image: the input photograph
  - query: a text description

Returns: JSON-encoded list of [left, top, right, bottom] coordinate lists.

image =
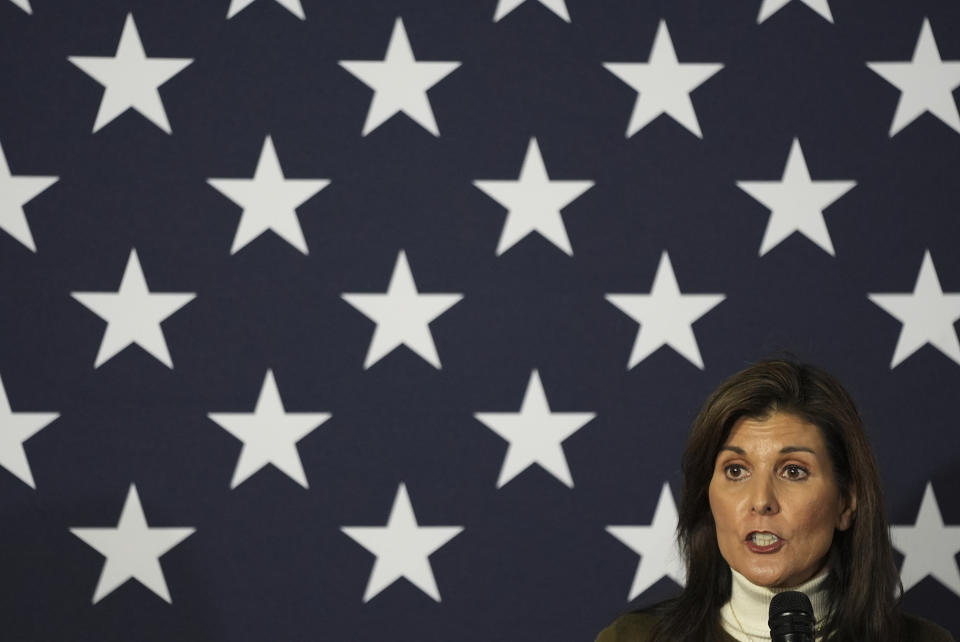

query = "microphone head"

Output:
[[769, 591, 815, 641], [770, 590, 813, 617]]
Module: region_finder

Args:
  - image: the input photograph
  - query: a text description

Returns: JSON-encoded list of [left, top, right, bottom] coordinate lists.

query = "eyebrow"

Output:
[[719, 445, 816, 455]]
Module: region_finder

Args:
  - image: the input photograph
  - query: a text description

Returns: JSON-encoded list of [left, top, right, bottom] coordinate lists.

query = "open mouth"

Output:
[[748, 532, 780, 546], [745, 531, 784, 552]]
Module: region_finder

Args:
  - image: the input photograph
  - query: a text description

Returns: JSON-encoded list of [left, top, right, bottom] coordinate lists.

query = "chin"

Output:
[[737, 562, 790, 588]]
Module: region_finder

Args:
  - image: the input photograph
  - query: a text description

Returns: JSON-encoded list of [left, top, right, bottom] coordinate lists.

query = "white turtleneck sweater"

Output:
[[720, 567, 830, 641]]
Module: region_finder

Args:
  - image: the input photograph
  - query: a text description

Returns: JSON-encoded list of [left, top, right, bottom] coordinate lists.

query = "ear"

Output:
[[836, 486, 857, 531]]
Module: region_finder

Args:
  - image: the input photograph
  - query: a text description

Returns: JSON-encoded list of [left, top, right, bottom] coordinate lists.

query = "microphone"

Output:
[[768, 591, 815, 642]]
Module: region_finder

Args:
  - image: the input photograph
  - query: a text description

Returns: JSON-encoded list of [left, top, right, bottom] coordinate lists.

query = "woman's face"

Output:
[[708, 411, 855, 588]]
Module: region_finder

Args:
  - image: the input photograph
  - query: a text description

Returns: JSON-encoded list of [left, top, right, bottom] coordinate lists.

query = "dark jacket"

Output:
[[595, 611, 955, 642]]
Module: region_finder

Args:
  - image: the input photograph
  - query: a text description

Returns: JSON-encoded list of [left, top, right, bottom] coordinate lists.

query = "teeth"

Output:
[[752, 533, 779, 546]]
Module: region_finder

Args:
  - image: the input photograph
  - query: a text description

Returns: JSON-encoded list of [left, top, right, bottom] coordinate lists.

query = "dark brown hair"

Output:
[[651, 359, 902, 641]]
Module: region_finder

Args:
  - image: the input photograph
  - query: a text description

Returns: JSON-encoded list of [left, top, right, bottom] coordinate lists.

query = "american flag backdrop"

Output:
[[2, 0, 960, 640]]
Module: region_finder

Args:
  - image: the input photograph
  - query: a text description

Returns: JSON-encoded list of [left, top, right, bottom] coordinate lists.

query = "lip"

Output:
[[745, 530, 784, 554]]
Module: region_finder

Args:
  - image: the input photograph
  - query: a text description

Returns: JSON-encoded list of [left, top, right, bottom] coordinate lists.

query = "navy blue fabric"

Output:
[[1, 1, 958, 640]]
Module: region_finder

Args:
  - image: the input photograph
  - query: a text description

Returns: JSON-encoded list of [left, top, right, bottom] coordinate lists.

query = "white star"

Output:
[[8, 0, 31, 14], [342, 251, 462, 369], [207, 370, 330, 489], [868, 251, 960, 368], [67, 13, 193, 134], [736, 138, 856, 256], [226, 0, 305, 20], [891, 482, 960, 598], [474, 370, 595, 488], [607, 483, 686, 600], [0, 140, 58, 252], [493, 0, 570, 22], [473, 138, 593, 256], [341, 483, 463, 602], [71, 249, 196, 368], [756, 0, 833, 24], [867, 19, 960, 136], [603, 20, 723, 138], [0, 373, 58, 489], [70, 484, 195, 604], [207, 136, 330, 255], [339, 17, 461, 136], [606, 251, 725, 370]]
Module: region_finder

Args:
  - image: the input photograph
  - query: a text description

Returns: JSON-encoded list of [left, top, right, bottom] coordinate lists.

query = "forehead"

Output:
[[723, 412, 826, 451]]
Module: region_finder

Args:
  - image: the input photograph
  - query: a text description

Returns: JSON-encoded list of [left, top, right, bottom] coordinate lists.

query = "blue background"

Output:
[[1, 0, 958, 640]]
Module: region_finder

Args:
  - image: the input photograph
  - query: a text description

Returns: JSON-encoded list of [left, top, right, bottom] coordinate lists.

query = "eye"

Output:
[[782, 464, 809, 480], [724, 464, 747, 480]]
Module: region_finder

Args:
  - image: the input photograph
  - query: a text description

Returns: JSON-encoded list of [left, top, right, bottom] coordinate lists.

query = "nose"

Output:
[[750, 477, 780, 515]]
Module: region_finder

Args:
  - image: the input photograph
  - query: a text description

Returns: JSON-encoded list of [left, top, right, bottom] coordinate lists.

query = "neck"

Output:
[[720, 567, 830, 641]]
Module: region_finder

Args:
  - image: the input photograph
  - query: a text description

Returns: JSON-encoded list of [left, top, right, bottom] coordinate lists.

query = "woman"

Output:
[[596, 359, 954, 641]]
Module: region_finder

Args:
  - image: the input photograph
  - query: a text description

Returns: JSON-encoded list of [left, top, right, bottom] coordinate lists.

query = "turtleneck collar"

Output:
[[720, 566, 830, 641]]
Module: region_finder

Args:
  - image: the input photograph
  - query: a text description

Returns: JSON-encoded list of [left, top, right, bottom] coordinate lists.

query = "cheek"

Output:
[[789, 495, 841, 549], [708, 483, 746, 569], [708, 481, 738, 536]]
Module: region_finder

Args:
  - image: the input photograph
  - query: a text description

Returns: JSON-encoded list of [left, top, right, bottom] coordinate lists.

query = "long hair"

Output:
[[651, 359, 902, 641]]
